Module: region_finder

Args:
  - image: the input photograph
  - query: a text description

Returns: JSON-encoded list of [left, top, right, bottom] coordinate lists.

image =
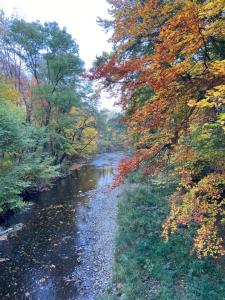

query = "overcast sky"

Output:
[[0, 0, 118, 110]]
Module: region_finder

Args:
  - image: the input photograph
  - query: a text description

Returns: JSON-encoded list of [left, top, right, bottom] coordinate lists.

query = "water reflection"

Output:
[[0, 152, 124, 300]]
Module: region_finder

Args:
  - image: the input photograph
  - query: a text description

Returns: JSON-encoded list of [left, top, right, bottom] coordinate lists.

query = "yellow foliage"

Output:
[[0, 76, 19, 105]]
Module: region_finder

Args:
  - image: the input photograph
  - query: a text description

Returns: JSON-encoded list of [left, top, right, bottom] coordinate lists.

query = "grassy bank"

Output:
[[108, 173, 225, 299]]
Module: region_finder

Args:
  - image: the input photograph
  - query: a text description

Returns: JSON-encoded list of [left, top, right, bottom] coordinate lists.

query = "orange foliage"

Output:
[[91, 0, 225, 257]]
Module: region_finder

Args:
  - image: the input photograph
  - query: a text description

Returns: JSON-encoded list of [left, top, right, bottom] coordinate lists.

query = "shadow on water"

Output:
[[0, 152, 124, 300]]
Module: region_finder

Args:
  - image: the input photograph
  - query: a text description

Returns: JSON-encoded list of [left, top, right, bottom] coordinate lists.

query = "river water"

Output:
[[0, 152, 124, 300]]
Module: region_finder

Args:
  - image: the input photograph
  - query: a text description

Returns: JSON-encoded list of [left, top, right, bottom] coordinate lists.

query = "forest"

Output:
[[0, 0, 224, 299], [0, 11, 125, 215]]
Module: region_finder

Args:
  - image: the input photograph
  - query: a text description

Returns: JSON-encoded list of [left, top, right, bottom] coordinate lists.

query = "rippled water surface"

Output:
[[0, 152, 124, 300]]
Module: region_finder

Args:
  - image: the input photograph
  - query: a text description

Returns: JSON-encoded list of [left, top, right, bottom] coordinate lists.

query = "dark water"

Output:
[[0, 152, 124, 300]]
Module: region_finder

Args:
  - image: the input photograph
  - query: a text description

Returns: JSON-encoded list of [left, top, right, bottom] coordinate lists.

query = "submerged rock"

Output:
[[0, 258, 10, 263], [0, 223, 24, 240]]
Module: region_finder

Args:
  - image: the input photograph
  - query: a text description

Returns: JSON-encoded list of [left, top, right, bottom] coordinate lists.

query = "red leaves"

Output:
[[113, 149, 151, 187], [92, 0, 225, 257]]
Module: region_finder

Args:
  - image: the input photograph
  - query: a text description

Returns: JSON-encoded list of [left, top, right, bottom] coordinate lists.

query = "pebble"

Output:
[[73, 176, 123, 299]]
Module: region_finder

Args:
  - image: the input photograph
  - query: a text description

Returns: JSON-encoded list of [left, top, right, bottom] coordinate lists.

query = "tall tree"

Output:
[[91, 0, 225, 257]]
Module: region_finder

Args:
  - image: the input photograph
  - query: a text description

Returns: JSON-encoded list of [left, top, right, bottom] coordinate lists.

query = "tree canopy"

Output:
[[91, 0, 225, 258], [0, 13, 102, 213]]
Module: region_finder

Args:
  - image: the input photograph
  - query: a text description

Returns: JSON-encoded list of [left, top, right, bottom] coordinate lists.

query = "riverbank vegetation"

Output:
[[113, 173, 225, 299], [91, 0, 225, 298], [0, 12, 110, 214]]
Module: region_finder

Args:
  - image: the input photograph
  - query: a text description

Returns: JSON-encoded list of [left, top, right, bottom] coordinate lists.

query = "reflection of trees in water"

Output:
[[97, 166, 114, 188], [72, 166, 99, 191], [74, 165, 114, 190], [0, 183, 79, 299], [0, 165, 98, 299], [0, 159, 118, 300]]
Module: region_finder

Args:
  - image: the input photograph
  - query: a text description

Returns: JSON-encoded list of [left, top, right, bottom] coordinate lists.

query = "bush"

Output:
[[0, 101, 59, 213]]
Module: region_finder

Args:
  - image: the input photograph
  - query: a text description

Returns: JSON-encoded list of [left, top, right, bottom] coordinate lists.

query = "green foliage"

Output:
[[0, 13, 108, 215], [0, 13, 100, 165], [111, 172, 225, 299], [96, 109, 127, 153], [0, 94, 59, 213], [0, 102, 24, 152], [93, 51, 111, 68]]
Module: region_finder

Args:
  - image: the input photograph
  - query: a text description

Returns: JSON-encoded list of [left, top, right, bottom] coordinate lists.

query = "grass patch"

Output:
[[111, 173, 225, 299]]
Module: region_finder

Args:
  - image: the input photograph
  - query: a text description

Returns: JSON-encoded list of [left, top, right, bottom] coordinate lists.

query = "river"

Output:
[[0, 152, 124, 300]]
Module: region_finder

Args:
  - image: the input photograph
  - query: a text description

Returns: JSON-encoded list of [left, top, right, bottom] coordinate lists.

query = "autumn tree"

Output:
[[0, 15, 99, 166], [0, 13, 100, 213], [91, 0, 225, 257]]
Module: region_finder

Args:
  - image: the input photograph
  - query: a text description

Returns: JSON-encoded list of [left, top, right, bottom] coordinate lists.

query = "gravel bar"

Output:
[[73, 178, 122, 299]]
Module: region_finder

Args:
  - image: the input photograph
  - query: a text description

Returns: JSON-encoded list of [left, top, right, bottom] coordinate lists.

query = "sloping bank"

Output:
[[102, 172, 225, 300]]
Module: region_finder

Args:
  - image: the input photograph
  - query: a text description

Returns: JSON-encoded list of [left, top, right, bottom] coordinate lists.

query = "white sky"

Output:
[[0, 0, 119, 110]]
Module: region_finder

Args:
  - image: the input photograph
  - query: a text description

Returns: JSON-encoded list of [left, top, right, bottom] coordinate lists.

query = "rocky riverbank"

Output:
[[73, 179, 122, 299], [0, 152, 125, 300]]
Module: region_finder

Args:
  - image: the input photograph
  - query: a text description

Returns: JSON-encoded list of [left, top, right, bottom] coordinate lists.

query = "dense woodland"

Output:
[[90, 0, 225, 298], [0, 12, 125, 215]]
